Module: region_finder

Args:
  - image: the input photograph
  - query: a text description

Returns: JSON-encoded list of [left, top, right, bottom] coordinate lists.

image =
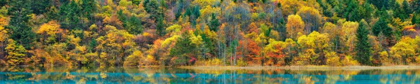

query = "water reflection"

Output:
[[0, 66, 420, 84]]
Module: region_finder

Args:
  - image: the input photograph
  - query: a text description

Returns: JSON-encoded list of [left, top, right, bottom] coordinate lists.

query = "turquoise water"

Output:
[[0, 67, 420, 84]]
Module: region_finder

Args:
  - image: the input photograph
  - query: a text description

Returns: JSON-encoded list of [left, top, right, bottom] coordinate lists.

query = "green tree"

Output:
[[209, 13, 220, 31], [170, 32, 195, 65], [402, 0, 411, 15], [132, 0, 141, 5], [126, 15, 143, 35], [156, 15, 165, 36], [7, 0, 35, 49], [31, 0, 51, 14], [355, 20, 372, 65], [372, 17, 392, 37], [88, 38, 97, 52], [144, 0, 160, 20], [81, 0, 96, 18], [59, 0, 82, 30]]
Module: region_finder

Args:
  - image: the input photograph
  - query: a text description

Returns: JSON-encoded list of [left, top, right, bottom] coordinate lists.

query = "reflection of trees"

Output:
[[1, 67, 420, 83]]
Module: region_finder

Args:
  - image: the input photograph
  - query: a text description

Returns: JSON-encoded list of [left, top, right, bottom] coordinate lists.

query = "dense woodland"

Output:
[[0, 0, 420, 67]]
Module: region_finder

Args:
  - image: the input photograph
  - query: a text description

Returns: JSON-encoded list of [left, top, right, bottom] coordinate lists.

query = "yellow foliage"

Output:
[[321, 22, 338, 38], [165, 24, 182, 35], [390, 37, 416, 64], [161, 35, 179, 48], [199, 5, 220, 19], [0, 26, 7, 42], [205, 58, 222, 66], [325, 51, 341, 66], [67, 35, 81, 46], [5, 39, 27, 66], [124, 50, 144, 66], [297, 31, 330, 50], [37, 20, 60, 36], [341, 21, 358, 54], [0, 16, 8, 26], [189, 31, 203, 46], [341, 55, 359, 66], [286, 14, 305, 39], [193, 0, 218, 7]]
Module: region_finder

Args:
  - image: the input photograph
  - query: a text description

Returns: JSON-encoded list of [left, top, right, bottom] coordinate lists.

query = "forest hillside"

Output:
[[0, 0, 420, 67]]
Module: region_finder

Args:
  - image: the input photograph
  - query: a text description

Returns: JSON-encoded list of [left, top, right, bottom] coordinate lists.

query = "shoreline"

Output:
[[178, 65, 420, 70]]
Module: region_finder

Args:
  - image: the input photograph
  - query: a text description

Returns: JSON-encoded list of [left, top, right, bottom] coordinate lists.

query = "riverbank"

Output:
[[178, 65, 420, 70]]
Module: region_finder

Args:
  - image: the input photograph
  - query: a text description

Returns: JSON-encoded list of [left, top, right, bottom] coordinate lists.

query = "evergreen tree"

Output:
[[81, 0, 96, 18], [355, 20, 372, 65], [402, 0, 411, 15], [132, 0, 141, 5], [7, 0, 35, 49], [209, 13, 220, 31], [144, 0, 159, 21], [59, 0, 82, 30], [46, 6, 59, 21], [31, 0, 51, 15], [156, 15, 164, 36], [126, 15, 143, 35], [372, 17, 392, 37], [89, 38, 97, 52], [170, 32, 195, 65]]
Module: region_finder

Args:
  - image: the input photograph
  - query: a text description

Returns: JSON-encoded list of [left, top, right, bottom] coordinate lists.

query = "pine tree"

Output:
[[209, 13, 220, 31], [402, 0, 411, 15], [126, 15, 143, 35], [372, 17, 392, 37], [156, 15, 164, 36], [7, 0, 35, 49], [355, 20, 372, 65], [31, 0, 51, 14]]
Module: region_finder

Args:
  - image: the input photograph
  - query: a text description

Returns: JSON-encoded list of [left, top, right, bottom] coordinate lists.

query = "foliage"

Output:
[[356, 20, 373, 65], [1, 0, 420, 67]]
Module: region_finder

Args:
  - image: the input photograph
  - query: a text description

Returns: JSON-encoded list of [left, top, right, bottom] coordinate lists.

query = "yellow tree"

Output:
[[341, 21, 359, 55], [297, 6, 323, 34], [37, 20, 60, 44], [280, 0, 304, 16], [5, 39, 27, 66], [0, 26, 7, 57], [286, 14, 305, 39], [296, 31, 330, 65], [390, 37, 416, 64]]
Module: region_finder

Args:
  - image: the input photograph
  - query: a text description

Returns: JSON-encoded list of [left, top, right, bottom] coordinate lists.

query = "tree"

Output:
[[355, 20, 372, 65], [286, 14, 305, 39], [389, 37, 416, 64], [402, 0, 411, 15], [31, 0, 51, 15], [144, 0, 160, 20], [7, 0, 35, 49], [368, 0, 390, 9], [132, 0, 141, 5], [37, 20, 61, 44], [372, 17, 393, 38], [170, 32, 196, 66], [125, 15, 143, 35], [297, 6, 323, 34], [81, 0, 97, 18], [59, 0, 82, 30], [209, 13, 220, 31], [156, 15, 165, 36], [5, 39, 27, 66]]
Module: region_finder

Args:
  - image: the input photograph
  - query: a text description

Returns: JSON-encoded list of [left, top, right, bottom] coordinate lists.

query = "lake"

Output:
[[0, 67, 420, 84]]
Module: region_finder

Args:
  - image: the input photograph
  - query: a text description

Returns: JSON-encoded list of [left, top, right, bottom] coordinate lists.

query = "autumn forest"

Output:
[[0, 0, 420, 67]]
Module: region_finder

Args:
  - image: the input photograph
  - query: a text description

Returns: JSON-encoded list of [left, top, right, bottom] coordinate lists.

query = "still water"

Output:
[[0, 67, 420, 84]]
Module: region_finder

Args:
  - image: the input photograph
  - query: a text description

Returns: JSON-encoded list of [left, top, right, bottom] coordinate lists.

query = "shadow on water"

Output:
[[1, 66, 420, 84]]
